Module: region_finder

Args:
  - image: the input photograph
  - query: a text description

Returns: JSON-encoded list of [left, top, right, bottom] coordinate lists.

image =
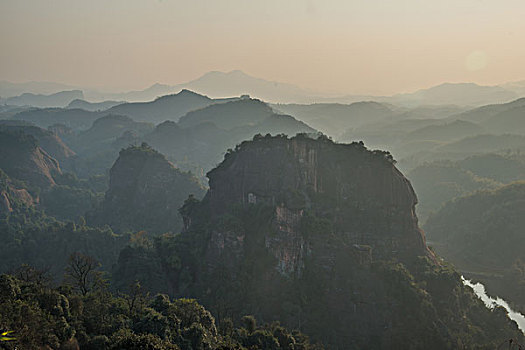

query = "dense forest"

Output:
[[0, 266, 321, 349]]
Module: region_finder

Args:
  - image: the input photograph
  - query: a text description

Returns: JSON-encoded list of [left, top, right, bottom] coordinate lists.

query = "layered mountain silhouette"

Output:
[[66, 99, 123, 112], [105, 89, 214, 124], [12, 108, 101, 130], [275, 101, 395, 137], [3, 72, 524, 106], [0, 90, 84, 108], [387, 82, 519, 107]]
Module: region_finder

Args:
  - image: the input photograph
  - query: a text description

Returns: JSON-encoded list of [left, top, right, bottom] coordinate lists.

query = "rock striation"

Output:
[[0, 130, 62, 189], [206, 134, 431, 270], [0, 170, 35, 215], [0, 121, 75, 164], [170, 134, 521, 349]]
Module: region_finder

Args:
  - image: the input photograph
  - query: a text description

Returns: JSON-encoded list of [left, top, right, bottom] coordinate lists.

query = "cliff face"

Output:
[[90, 144, 205, 234], [206, 135, 430, 272], [0, 130, 61, 189], [0, 171, 35, 215], [169, 135, 521, 349], [0, 122, 75, 164]]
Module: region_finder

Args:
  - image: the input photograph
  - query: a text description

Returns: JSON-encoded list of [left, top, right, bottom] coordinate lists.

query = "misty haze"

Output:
[[1, 1, 525, 349]]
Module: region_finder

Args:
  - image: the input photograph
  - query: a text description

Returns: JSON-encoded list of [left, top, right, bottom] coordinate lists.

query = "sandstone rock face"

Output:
[[165, 135, 520, 349], [0, 122, 75, 163], [0, 191, 12, 213], [90, 144, 206, 234], [0, 174, 35, 216], [0, 130, 62, 189], [206, 135, 431, 275]]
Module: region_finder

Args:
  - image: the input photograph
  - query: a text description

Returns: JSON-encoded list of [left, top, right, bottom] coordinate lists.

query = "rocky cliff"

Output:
[[89, 143, 205, 234], [206, 134, 430, 266], [0, 130, 62, 189], [161, 134, 522, 349], [0, 169, 35, 215], [0, 121, 75, 164]]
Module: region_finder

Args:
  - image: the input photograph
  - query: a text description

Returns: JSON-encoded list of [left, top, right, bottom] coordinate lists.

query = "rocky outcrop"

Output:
[[0, 171, 35, 215], [0, 121, 75, 164], [89, 143, 206, 234], [167, 134, 523, 349], [0, 130, 61, 189], [206, 134, 431, 269]]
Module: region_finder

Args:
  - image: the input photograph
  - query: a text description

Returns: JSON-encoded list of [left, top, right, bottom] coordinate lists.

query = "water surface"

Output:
[[462, 276, 525, 334]]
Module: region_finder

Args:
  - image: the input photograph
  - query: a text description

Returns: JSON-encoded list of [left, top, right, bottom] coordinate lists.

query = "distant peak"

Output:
[[154, 89, 206, 101], [227, 69, 249, 76], [178, 89, 212, 100], [178, 89, 202, 96], [201, 70, 250, 78], [149, 83, 170, 89]]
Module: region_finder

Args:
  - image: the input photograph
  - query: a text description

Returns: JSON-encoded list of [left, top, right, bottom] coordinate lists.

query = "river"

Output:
[[462, 276, 525, 334]]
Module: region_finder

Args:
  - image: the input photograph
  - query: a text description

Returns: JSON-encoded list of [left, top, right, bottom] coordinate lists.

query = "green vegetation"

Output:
[[458, 153, 525, 183], [408, 152, 525, 223], [424, 182, 525, 313], [113, 135, 522, 349], [0, 269, 321, 349], [87, 143, 206, 234], [408, 160, 500, 222], [40, 184, 102, 221]]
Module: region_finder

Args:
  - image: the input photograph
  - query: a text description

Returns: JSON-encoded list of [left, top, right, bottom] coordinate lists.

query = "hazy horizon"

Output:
[[2, 69, 525, 98], [2, 0, 525, 95]]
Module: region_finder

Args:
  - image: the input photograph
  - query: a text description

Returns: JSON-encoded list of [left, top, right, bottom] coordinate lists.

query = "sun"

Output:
[[465, 50, 489, 72]]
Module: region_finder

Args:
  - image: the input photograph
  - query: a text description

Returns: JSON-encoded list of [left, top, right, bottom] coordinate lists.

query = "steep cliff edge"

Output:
[[0, 121, 75, 163], [206, 134, 430, 266], [0, 169, 35, 215], [89, 143, 205, 234], [157, 134, 521, 349], [0, 130, 62, 189]]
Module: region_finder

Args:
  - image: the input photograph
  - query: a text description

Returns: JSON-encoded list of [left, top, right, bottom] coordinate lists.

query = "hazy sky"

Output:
[[1, 0, 525, 95]]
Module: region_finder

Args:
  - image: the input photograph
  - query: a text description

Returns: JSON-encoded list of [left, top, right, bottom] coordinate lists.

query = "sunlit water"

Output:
[[462, 276, 525, 334]]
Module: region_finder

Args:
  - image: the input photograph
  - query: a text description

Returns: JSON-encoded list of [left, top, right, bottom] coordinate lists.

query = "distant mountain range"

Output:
[[66, 99, 123, 112], [105, 89, 215, 124], [0, 90, 84, 108], [384, 82, 519, 107], [171, 70, 332, 103], [3, 71, 525, 106], [0, 80, 76, 97]]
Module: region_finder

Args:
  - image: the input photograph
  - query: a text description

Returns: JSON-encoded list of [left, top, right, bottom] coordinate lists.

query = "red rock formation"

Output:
[[206, 135, 432, 276]]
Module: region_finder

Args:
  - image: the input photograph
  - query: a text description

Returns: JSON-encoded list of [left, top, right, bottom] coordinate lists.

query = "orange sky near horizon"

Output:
[[1, 0, 524, 95]]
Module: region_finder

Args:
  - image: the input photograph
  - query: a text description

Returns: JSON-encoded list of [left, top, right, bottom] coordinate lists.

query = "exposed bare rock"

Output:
[[0, 130, 61, 189]]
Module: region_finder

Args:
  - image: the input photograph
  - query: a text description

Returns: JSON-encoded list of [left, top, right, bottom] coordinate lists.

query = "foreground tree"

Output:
[[65, 252, 105, 295]]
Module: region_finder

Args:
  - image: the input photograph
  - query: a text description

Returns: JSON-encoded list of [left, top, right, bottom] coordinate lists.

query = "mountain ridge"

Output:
[[5, 72, 524, 106]]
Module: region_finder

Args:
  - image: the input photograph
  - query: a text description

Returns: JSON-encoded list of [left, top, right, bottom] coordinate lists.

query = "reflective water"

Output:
[[462, 276, 525, 334]]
